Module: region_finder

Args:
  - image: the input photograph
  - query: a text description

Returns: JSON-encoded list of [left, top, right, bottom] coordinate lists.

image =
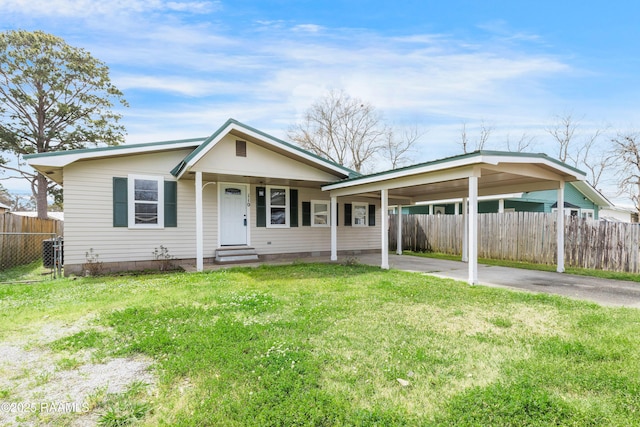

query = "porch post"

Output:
[[557, 180, 565, 273], [396, 205, 403, 255], [462, 197, 468, 262], [195, 171, 204, 272], [454, 202, 460, 215], [381, 189, 389, 269], [331, 195, 338, 261], [498, 199, 505, 213], [429, 204, 433, 215], [468, 176, 478, 285]]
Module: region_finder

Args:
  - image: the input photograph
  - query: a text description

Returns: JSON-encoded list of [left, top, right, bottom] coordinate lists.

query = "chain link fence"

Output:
[[0, 232, 63, 280]]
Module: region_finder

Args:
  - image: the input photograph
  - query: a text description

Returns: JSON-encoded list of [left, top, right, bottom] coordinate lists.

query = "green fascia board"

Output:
[[24, 137, 207, 160], [171, 118, 359, 178], [323, 150, 586, 188]]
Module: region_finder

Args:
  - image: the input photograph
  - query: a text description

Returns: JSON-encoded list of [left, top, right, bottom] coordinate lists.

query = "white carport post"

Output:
[[557, 180, 565, 273], [381, 189, 389, 269], [468, 176, 478, 285], [462, 197, 468, 262], [331, 196, 338, 261], [396, 205, 403, 255], [195, 171, 204, 272]]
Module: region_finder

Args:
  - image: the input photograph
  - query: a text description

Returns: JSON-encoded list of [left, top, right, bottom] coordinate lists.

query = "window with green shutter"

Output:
[[113, 176, 177, 228]]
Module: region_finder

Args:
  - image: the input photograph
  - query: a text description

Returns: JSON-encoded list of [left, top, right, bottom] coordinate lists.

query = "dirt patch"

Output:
[[0, 318, 155, 426]]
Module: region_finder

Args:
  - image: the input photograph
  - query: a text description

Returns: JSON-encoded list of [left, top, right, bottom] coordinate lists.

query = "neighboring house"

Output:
[[0, 202, 10, 214], [404, 181, 611, 220], [26, 119, 381, 275], [10, 211, 64, 221], [599, 206, 639, 223]]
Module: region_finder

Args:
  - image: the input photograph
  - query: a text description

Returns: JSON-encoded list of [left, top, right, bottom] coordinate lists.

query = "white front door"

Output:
[[220, 184, 248, 245]]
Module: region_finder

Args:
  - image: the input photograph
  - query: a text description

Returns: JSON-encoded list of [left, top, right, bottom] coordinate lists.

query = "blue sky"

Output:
[[2, 0, 639, 204]]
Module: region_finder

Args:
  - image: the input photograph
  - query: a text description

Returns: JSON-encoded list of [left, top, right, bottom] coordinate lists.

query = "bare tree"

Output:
[[612, 132, 640, 213], [0, 183, 11, 207], [546, 114, 578, 163], [505, 132, 536, 152], [382, 125, 422, 169], [458, 120, 492, 153], [288, 90, 387, 173], [574, 128, 615, 190]]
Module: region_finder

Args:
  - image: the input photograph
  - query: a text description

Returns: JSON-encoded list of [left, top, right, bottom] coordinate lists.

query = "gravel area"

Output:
[[0, 317, 155, 426]]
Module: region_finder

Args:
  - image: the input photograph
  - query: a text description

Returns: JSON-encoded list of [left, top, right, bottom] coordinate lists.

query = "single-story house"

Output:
[[402, 181, 611, 219], [0, 202, 10, 214], [26, 119, 587, 284], [599, 205, 639, 223]]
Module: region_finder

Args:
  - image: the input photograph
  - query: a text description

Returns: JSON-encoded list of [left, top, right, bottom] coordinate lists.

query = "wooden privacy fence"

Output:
[[389, 212, 640, 273], [0, 213, 64, 270]]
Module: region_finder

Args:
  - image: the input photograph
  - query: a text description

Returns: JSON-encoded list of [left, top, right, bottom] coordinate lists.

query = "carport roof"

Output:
[[322, 150, 586, 204]]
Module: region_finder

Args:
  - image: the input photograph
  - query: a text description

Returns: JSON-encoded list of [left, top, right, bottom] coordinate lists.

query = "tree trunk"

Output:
[[36, 173, 49, 219]]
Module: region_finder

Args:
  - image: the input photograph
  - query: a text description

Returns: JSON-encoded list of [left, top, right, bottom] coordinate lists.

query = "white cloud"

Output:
[[0, 0, 220, 17]]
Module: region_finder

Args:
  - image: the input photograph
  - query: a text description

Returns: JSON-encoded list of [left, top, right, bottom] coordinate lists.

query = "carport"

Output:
[[322, 151, 586, 285]]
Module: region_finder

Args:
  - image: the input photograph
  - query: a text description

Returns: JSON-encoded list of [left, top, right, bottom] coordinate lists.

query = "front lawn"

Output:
[[1, 263, 639, 426]]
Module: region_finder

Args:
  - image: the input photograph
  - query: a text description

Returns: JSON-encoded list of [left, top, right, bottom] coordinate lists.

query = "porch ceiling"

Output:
[[322, 151, 587, 204]]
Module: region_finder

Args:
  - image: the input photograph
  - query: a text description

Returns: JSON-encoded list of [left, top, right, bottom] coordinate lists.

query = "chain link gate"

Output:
[[0, 232, 63, 281]]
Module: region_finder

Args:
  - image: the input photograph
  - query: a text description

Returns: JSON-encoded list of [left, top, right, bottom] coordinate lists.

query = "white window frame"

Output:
[[581, 209, 595, 219], [311, 200, 330, 227], [352, 202, 368, 227], [266, 186, 289, 228], [552, 207, 580, 217], [128, 174, 164, 229]]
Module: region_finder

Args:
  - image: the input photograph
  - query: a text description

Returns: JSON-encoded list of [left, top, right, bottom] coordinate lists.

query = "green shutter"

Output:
[[302, 202, 311, 226], [164, 181, 177, 227], [290, 189, 298, 227], [113, 177, 128, 227], [336, 203, 339, 227], [256, 187, 266, 227], [368, 204, 376, 226], [344, 203, 352, 226]]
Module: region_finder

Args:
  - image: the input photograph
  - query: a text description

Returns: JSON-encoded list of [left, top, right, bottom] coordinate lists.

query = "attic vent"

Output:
[[236, 140, 247, 157]]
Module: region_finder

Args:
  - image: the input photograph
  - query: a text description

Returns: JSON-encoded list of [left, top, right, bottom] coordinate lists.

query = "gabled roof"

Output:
[[324, 150, 585, 190], [323, 150, 587, 204], [170, 118, 358, 179], [25, 118, 358, 184], [571, 181, 612, 208], [25, 137, 205, 184]]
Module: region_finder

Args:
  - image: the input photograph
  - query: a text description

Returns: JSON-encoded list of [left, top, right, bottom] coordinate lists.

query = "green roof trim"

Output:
[[323, 150, 586, 188], [24, 137, 206, 160], [170, 118, 359, 178]]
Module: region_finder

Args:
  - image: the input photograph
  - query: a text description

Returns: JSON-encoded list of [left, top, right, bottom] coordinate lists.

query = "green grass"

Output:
[[2, 263, 640, 425], [405, 250, 640, 282], [0, 259, 53, 283]]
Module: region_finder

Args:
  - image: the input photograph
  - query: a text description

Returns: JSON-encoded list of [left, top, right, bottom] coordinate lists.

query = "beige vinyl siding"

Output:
[[249, 186, 380, 255], [63, 149, 218, 266], [192, 135, 339, 182]]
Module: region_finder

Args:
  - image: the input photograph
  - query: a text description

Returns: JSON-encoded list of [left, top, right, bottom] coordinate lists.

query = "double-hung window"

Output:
[[352, 202, 368, 226], [128, 175, 164, 228], [267, 186, 289, 227], [311, 200, 330, 226]]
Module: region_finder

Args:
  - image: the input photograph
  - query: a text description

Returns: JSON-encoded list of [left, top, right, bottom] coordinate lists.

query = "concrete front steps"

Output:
[[215, 246, 259, 264]]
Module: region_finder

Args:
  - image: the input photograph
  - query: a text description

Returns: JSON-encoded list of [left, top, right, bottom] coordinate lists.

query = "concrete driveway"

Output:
[[355, 253, 640, 309]]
